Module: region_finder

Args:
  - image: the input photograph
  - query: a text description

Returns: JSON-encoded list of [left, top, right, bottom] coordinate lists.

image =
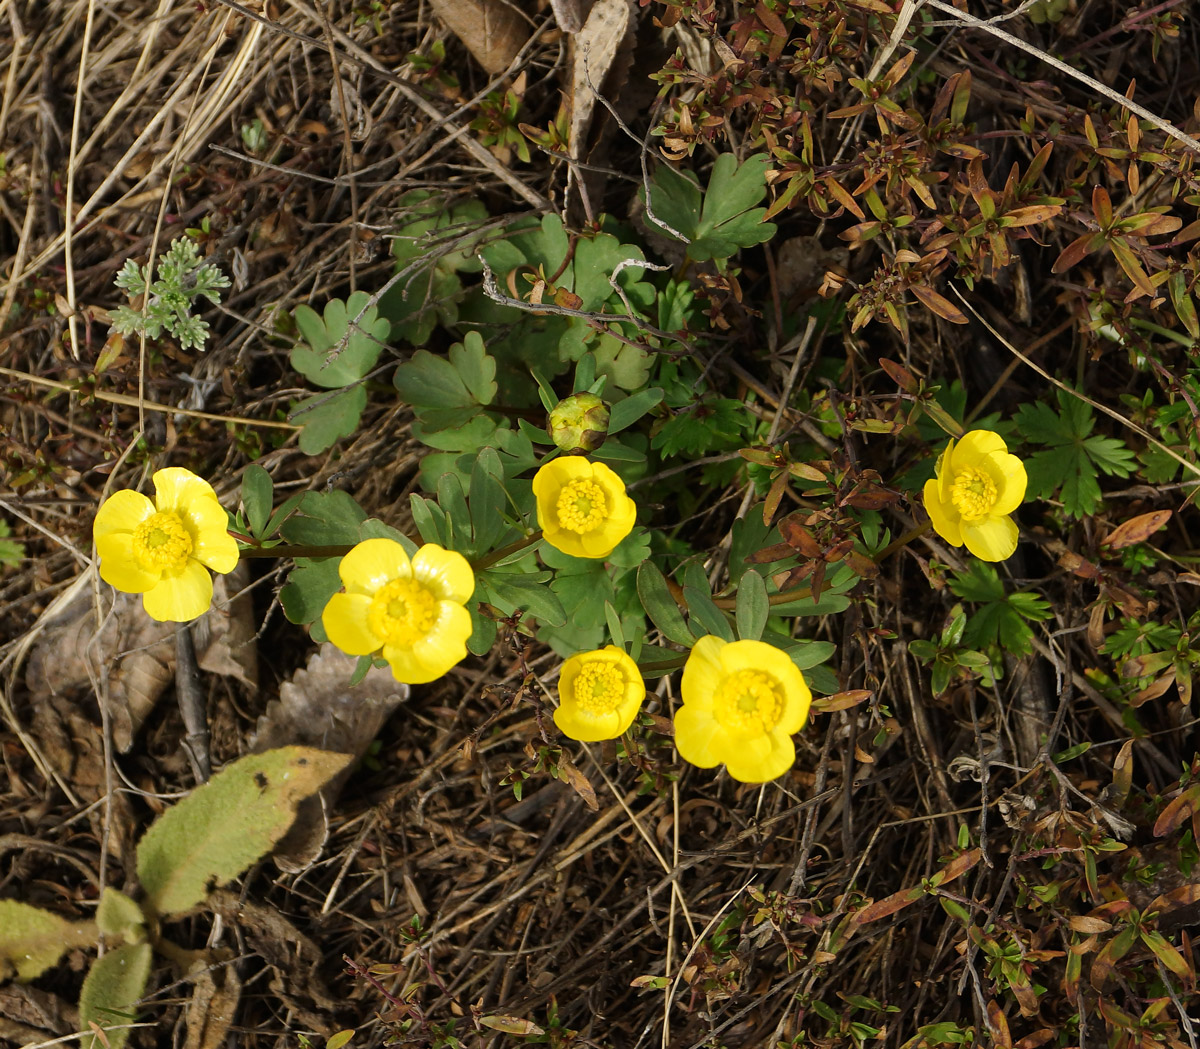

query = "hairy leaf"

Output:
[[0, 900, 96, 983], [137, 747, 352, 918], [78, 942, 153, 1049]]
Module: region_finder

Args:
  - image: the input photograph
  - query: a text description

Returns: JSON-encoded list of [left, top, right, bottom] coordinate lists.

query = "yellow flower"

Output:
[[554, 646, 646, 741], [923, 430, 1027, 562], [675, 636, 811, 784], [533, 457, 636, 559], [93, 467, 239, 622], [322, 538, 474, 684]]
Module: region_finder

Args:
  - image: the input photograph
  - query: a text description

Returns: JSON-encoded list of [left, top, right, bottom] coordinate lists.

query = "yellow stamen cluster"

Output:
[[367, 578, 437, 647], [556, 479, 607, 534], [571, 661, 626, 714], [950, 466, 998, 521], [132, 511, 193, 570], [713, 670, 784, 734]]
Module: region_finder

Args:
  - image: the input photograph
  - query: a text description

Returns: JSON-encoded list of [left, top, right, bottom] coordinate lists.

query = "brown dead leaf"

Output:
[[253, 645, 408, 872], [428, 0, 529, 75], [26, 570, 256, 753], [184, 961, 241, 1049], [1103, 510, 1172, 550], [568, 0, 631, 160]]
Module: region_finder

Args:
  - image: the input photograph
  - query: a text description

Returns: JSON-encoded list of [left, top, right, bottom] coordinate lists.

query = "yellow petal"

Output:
[[923, 477, 963, 547], [541, 528, 588, 560], [152, 467, 220, 514], [142, 559, 213, 622], [180, 495, 239, 574], [577, 527, 622, 559], [673, 705, 726, 768], [408, 602, 472, 675], [554, 703, 622, 742], [952, 430, 1008, 469], [322, 593, 380, 656], [412, 545, 475, 604], [96, 532, 161, 593], [725, 732, 795, 783], [724, 641, 812, 733], [961, 514, 1019, 561], [339, 538, 411, 596], [986, 452, 1028, 516], [936, 437, 956, 504], [94, 489, 155, 539], [681, 636, 726, 711]]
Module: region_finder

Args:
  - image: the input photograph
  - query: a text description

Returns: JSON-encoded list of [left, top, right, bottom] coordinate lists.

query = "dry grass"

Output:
[[2, 1, 1200, 1048]]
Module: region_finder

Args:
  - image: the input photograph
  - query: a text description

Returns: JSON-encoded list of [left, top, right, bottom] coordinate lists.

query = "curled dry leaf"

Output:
[[427, 0, 528, 75], [252, 644, 409, 872], [568, 0, 631, 161], [26, 569, 257, 753]]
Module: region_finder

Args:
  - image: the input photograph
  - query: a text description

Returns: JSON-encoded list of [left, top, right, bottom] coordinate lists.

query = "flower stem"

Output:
[[238, 543, 355, 559], [638, 654, 687, 676], [873, 520, 932, 562], [472, 532, 543, 572]]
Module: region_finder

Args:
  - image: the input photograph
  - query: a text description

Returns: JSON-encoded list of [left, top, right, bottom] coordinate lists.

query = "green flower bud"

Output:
[[548, 392, 611, 454]]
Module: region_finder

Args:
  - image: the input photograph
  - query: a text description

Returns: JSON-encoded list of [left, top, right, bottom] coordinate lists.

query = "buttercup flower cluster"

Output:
[[923, 430, 1028, 562], [552, 636, 813, 785]]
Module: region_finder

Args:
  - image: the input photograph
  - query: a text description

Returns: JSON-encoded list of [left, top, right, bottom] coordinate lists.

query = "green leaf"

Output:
[[290, 386, 367, 455], [78, 943, 153, 1049], [683, 586, 735, 642], [484, 572, 566, 627], [0, 900, 96, 983], [735, 568, 769, 641], [137, 747, 352, 918], [95, 890, 146, 945], [604, 600, 625, 650], [290, 291, 390, 389], [608, 387, 664, 435], [280, 490, 366, 546], [783, 638, 838, 669], [393, 331, 497, 430], [469, 448, 507, 551], [1015, 389, 1134, 517], [241, 465, 273, 538], [947, 562, 1052, 658], [606, 527, 651, 569], [468, 607, 498, 656], [636, 562, 695, 646], [280, 557, 343, 629], [410, 494, 448, 545], [644, 154, 777, 262]]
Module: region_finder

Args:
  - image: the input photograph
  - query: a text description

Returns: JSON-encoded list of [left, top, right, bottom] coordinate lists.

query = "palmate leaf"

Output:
[[948, 562, 1052, 657], [644, 154, 777, 262], [1015, 388, 1134, 517], [290, 291, 390, 389]]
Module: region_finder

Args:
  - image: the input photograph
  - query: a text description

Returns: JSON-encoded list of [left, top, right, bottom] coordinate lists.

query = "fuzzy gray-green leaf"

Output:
[[78, 942, 152, 1049], [136, 747, 351, 918]]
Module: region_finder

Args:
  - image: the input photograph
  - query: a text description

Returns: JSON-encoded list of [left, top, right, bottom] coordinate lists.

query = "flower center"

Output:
[[713, 670, 784, 735], [132, 511, 193, 571], [571, 662, 626, 714], [367, 578, 437, 647], [950, 466, 997, 521], [556, 479, 607, 534]]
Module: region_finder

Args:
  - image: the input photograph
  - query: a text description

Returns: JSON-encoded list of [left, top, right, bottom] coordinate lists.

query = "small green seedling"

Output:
[[109, 236, 230, 352]]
